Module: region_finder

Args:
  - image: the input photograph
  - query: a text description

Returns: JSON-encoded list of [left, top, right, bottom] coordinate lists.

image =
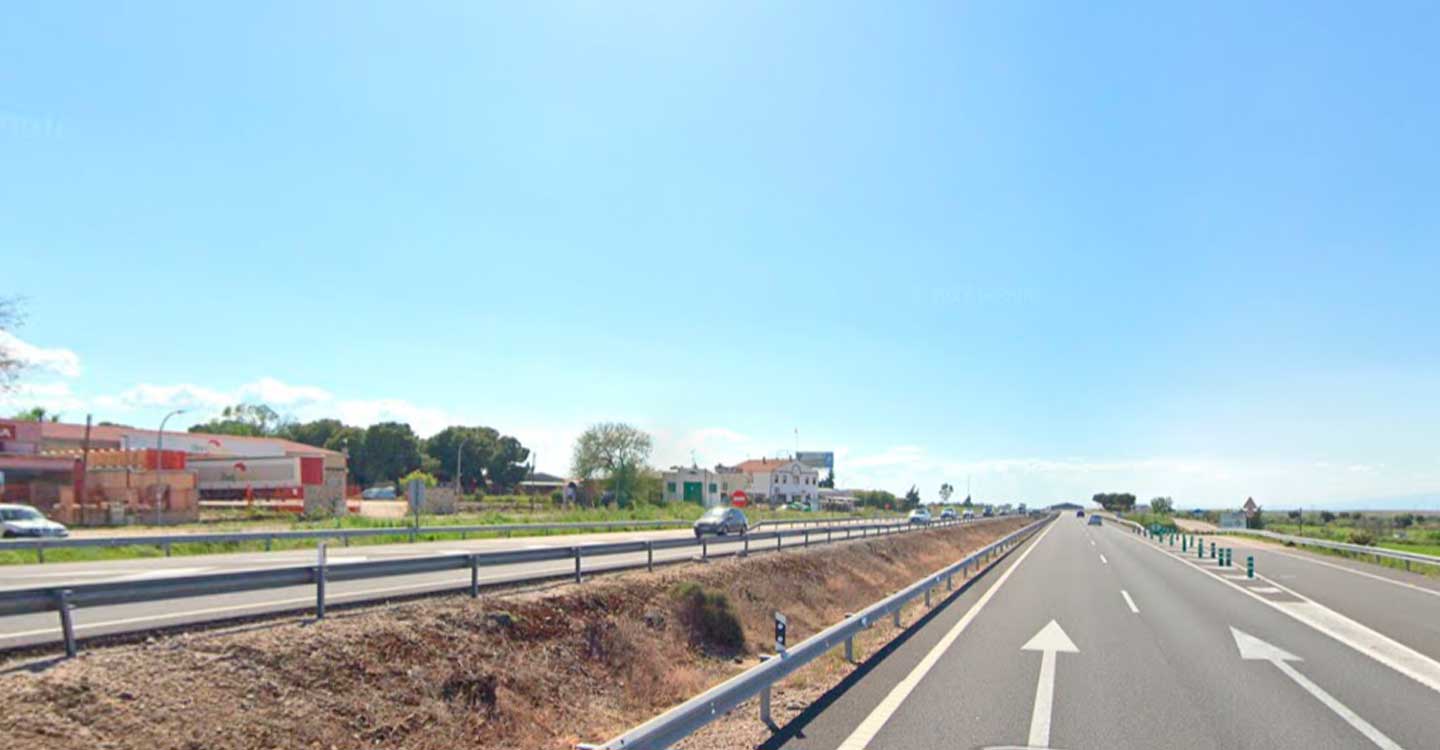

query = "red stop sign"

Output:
[[731, 490, 749, 507]]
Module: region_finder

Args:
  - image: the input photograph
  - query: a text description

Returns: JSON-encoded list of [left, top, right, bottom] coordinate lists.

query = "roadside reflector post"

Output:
[[469, 554, 480, 597], [315, 542, 328, 620], [573, 547, 583, 583], [1246, 555, 1254, 579], [646, 541, 654, 572], [56, 589, 77, 658]]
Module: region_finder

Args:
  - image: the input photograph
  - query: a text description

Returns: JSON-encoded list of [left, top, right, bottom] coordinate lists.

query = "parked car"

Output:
[[939, 508, 957, 521], [908, 509, 932, 525], [962, 509, 975, 520], [361, 486, 397, 500], [785, 501, 810, 512], [983, 507, 995, 518], [693, 506, 748, 537], [0, 504, 69, 538], [1087, 515, 1103, 526]]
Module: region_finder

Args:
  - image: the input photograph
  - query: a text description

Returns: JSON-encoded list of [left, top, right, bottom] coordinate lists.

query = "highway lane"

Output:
[[0, 517, 898, 591], [0, 519, 979, 651], [767, 516, 1439, 750]]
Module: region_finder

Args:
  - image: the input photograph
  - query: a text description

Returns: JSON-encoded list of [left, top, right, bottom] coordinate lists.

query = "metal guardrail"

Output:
[[581, 514, 1056, 750], [0, 515, 906, 563], [1223, 528, 1440, 570], [0, 515, 1001, 656]]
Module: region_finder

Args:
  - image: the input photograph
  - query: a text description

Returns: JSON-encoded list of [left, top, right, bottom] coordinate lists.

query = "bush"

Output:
[[1320, 511, 1336, 523], [671, 581, 744, 655], [1348, 529, 1376, 546], [1394, 513, 1416, 529], [399, 469, 439, 488]]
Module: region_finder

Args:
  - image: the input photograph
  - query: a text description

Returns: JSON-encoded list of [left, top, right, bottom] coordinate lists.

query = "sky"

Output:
[[3, 2, 1438, 509]]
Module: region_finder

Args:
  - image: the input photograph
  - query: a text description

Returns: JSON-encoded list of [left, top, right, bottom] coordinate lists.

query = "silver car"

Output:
[[0, 504, 69, 538], [693, 506, 748, 538]]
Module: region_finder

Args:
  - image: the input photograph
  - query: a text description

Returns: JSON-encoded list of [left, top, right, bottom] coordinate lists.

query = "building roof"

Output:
[[36, 422, 342, 459], [523, 471, 568, 484], [735, 458, 796, 473]]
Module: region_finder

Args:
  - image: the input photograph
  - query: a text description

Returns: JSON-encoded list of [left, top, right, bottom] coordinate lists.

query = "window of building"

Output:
[[666, 482, 676, 493], [709, 483, 717, 493]]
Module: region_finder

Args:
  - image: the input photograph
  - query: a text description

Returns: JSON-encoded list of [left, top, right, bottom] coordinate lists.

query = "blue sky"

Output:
[[3, 2, 1437, 508]]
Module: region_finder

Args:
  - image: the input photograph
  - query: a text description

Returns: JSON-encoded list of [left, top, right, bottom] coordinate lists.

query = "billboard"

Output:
[[795, 451, 834, 470]]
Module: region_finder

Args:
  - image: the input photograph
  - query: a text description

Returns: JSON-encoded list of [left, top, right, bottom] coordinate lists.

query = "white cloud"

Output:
[[326, 399, 457, 438], [0, 381, 87, 414], [118, 383, 231, 410], [0, 331, 81, 378], [238, 377, 331, 405]]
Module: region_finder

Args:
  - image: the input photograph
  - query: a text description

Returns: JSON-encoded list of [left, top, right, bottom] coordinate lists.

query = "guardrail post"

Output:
[[759, 685, 773, 728], [647, 541, 654, 572], [777, 534, 782, 552], [36, 543, 45, 564], [893, 608, 901, 628], [946, 573, 953, 590], [56, 589, 77, 658], [470, 554, 480, 597], [702, 539, 708, 560], [265, 536, 273, 552], [803, 531, 809, 548], [924, 586, 932, 607], [315, 542, 328, 620], [845, 635, 855, 663], [574, 547, 583, 583], [343, 534, 350, 548], [828, 529, 833, 544], [163, 541, 172, 557]]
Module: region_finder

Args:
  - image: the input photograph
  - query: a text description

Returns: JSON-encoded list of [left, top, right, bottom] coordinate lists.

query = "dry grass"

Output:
[[0, 518, 1029, 750]]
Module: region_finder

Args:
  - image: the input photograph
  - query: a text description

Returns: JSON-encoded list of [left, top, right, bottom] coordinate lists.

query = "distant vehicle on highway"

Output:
[[1076, 509, 1086, 518], [0, 504, 69, 538], [983, 506, 994, 517], [360, 486, 397, 500], [963, 509, 975, 520], [693, 506, 748, 538], [1087, 515, 1102, 526], [908, 509, 932, 525], [939, 508, 957, 520]]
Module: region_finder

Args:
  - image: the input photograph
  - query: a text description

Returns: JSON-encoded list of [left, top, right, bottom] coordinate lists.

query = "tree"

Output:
[[1320, 510, 1337, 524], [571, 422, 653, 506], [1394, 513, 1416, 529], [189, 404, 289, 437], [362, 422, 423, 487], [0, 297, 24, 393], [963, 493, 973, 508], [1150, 496, 1174, 515], [324, 426, 368, 485], [399, 469, 439, 488], [939, 483, 954, 504], [486, 435, 531, 492], [284, 418, 345, 448], [818, 470, 835, 489], [903, 485, 921, 509], [853, 489, 897, 510], [1093, 492, 1137, 513], [11, 406, 60, 422], [425, 426, 498, 489]]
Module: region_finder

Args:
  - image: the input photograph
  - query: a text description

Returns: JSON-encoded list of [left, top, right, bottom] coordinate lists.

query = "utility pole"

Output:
[[154, 409, 186, 526]]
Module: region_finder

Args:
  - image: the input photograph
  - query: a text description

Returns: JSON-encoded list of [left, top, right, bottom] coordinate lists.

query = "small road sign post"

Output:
[[774, 611, 788, 653]]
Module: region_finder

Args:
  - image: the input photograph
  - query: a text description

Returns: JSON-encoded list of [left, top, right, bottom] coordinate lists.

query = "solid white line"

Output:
[[1099, 554, 1108, 565], [1254, 545, 1440, 600], [1028, 649, 1059, 747], [1121, 589, 1139, 613], [834, 521, 1056, 750], [1273, 660, 1403, 750], [1115, 529, 1440, 695]]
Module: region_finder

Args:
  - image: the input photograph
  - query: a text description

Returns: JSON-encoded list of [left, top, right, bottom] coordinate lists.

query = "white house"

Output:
[[734, 458, 819, 508], [662, 465, 749, 507]]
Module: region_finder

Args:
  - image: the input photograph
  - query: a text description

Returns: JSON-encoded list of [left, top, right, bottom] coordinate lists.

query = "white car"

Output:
[[907, 509, 932, 525], [0, 504, 70, 538]]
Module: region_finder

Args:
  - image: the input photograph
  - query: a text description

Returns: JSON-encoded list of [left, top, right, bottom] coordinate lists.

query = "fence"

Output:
[[0, 515, 1001, 656], [580, 514, 1055, 750]]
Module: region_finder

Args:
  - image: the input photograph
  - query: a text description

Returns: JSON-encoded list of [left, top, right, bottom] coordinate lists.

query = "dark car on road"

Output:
[[1087, 514, 1102, 526], [1076, 509, 1086, 518], [693, 506, 748, 538]]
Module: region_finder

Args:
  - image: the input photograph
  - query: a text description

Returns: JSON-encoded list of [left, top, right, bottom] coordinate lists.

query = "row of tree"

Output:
[[188, 404, 532, 491]]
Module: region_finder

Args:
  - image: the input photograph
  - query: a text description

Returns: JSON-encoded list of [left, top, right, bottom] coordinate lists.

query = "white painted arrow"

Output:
[[1022, 620, 1079, 749], [1229, 627, 1404, 750]]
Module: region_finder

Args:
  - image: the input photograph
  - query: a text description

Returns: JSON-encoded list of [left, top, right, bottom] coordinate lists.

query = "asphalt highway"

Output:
[[0, 518, 982, 651], [764, 515, 1440, 750]]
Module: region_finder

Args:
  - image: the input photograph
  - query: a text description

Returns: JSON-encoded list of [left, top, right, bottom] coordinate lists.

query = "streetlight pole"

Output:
[[455, 436, 469, 496], [154, 408, 186, 526]]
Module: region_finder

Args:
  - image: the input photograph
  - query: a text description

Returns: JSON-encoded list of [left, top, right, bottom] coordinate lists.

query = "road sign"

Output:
[[795, 451, 834, 470], [774, 611, 788, 652], [407, 479, 426, 511], [731, 490, 748, 508]]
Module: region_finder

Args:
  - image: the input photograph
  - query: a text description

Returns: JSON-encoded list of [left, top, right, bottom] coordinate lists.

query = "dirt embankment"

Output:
[[0, 518, 1029, 750]]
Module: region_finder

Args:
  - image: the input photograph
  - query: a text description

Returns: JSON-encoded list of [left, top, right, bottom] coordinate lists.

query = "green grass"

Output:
[[1232, 522, 1440, 578], [0, 503, 884, 566]]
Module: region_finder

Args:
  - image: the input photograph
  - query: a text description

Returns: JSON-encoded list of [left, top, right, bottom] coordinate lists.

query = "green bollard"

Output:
[[1182, 536, 1187, 552], [1198, 538, 1204, 559], [1246, 555, 1254, 579], [1209, 541, 1216, 560]]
